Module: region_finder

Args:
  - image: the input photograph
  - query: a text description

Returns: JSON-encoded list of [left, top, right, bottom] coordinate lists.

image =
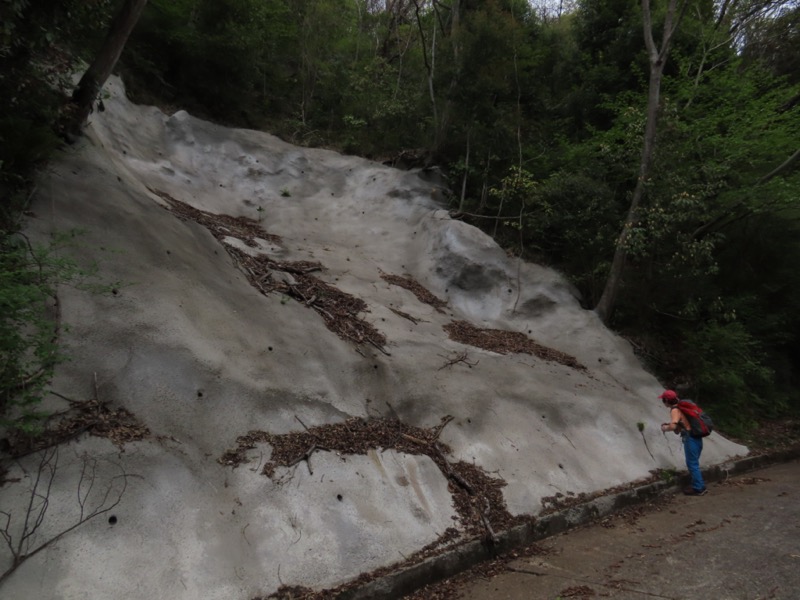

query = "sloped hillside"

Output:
[[0, 78, 746, 599]]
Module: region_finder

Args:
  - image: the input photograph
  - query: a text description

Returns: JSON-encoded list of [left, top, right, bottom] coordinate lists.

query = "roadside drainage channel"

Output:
[[339, 445, 800, 600]]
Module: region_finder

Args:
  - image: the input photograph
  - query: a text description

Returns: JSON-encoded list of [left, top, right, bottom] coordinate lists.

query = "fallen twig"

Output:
[[480, 497, 499, 545], [433, 443, 474, 494], [400, 433, 429, 445], [432, 415, 454, 441], [389, 307, 420, 324], [437, 351, 479, 371], [288, 444, 330, 475]]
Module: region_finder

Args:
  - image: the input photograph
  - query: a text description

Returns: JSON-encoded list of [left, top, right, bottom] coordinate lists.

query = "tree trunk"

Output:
[[67, 0, 148, 136], [594, 0, 685, 324], [412, 0, 438, 142], [458, 128, 470, 213]]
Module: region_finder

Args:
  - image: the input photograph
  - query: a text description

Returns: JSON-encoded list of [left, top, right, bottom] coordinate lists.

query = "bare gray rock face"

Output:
[[0, 77, 746, 599]]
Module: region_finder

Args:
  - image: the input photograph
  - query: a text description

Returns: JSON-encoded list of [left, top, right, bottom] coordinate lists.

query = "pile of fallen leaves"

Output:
[[736, 418, 800, 455], [443, 320, 585, 370], [219, 416, 455, 474], [150, 187, 282, 247], [539, 470, 669, 515], [259, 540, 552, 600], [398, 542, 553, 600], [7, 396, 149, 457], [220, 414, 529, 594], [154, 189, 386, 351], [557, 585, 597, 598], [380, 270, 448, 313]]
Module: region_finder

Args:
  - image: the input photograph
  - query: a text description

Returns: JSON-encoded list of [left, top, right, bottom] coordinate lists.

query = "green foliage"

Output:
[[740, 4, 800, 84], [658, 468, 677, 484], [489, 167, 539, 214], [124, 0, 298, 121], [0, 0, 117, 228], [571, 0, 647, 131], [683, 320, 775, 432], [0, 231, 108, 431], [0, 117, 61, 173], [0, 117, 61, 229], [3, 0, 799, 432], [1, 0, 112, 61]]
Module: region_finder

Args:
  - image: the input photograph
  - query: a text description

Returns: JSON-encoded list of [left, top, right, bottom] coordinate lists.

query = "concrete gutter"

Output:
[[339, 444, 800, 600]]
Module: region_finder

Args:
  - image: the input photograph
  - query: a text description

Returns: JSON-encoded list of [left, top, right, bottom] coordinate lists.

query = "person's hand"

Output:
[[660, 423, 669, 432]]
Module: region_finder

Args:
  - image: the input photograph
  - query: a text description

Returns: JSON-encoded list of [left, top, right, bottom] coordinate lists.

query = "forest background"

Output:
[[1, 0, 799, 441]]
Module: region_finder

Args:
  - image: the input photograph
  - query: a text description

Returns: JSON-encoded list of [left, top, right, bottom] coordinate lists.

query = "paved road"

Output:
[[446, 459, 800, 600]]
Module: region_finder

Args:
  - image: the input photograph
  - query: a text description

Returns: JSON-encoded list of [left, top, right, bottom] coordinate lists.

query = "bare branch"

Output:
[[0, 450, 132, 587], [757, 148, 800, 185]]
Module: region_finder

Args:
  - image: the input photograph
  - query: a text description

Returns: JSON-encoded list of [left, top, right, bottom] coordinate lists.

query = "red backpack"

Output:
[[676, 400, 714, 438]]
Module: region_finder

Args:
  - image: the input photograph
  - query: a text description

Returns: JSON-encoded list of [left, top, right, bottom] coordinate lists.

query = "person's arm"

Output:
[[661, 408, 685, 433]]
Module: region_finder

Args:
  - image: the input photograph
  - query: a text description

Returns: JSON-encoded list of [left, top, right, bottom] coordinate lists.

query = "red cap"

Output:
[[659, 390, 678, 402]]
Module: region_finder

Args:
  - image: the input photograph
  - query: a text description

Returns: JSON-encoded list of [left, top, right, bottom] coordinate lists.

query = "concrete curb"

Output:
[[338, 445, 800, 599]]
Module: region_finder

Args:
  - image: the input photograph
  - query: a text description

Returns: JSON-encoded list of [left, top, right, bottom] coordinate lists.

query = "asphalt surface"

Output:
[[446, 459, 800, 599]]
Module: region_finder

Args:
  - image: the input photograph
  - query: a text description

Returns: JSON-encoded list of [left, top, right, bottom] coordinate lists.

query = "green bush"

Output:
[[0, 230, 107, 432], [683, 320, 776, 436], [0, 117, 61, 172]]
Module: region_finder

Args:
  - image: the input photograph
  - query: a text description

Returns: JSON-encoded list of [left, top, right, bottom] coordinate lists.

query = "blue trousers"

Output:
[[683, 434, 705, 491]]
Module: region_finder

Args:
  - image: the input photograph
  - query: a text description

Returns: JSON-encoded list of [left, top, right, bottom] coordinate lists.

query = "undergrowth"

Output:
[[0, 229, 112, 432]]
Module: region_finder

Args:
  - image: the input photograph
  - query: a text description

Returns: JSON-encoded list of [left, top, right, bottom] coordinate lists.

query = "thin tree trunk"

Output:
[[459, 129, 470, 213], [594, 0, 686, 324], [68, 0, 148, 136], [412, 0, 438, 140], [595, 66, 663, 323]]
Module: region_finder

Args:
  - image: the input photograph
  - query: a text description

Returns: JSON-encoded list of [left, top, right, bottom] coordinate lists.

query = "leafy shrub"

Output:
[[0, 230, 107, 432], [0, 117, 61, 173], [683, 320, 776, 435]]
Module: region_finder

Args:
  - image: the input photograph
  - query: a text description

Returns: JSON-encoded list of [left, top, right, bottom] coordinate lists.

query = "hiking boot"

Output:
[[683, 487, 708, 496]]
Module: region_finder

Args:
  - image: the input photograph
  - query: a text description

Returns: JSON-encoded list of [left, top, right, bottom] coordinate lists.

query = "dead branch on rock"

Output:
[[379, 270, 447, 313], [431, 415, 454, 441], [0, 447, 130, 587], [274, 262, 323, 275], [153, 189, 387, 352], [480, 497, 499, 546], [287, 444, 330, 476], [7, 387, 149, 458], [293, 416, 313, 435], [432, 442, 474, 495], [437, 351, 478, 370], [443, 320, 585, 370], [400, 433, 429, 446], [389, 307, 420, 324]]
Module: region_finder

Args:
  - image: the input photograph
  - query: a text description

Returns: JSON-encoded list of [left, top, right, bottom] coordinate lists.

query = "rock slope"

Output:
[[0, 78, 746, 599]]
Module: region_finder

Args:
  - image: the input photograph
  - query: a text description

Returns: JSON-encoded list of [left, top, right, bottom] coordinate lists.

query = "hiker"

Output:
[[659, 389, 707, 496]]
